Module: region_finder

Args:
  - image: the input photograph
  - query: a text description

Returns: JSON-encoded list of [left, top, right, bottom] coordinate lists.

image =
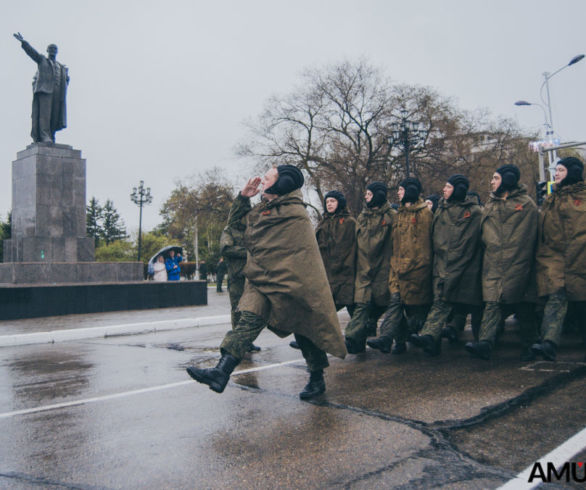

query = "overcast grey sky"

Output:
[[2, 0, 585, 231]]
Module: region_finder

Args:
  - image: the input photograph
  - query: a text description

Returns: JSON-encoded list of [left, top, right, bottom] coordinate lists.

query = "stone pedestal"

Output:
[[1, 143, 143, 285], [4, 143, 94, 263]]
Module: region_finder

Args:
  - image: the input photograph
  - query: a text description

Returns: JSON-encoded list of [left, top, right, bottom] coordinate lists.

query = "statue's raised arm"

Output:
[[14, 33, 69, 144]]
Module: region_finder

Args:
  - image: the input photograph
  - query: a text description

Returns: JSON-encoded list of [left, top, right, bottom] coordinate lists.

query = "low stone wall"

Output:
[[0, 262, 143, 284], [0, 280, 207, 320]]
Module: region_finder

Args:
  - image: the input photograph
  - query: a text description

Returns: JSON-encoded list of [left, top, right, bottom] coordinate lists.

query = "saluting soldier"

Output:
[[187, 165, 346, 400]]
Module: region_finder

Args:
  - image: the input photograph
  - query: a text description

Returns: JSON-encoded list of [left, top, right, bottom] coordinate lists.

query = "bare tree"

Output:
[[239, 60, 538, 212]]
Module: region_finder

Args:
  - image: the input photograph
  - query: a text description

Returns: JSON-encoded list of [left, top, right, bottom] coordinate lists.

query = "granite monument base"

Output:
[[0, 280, 207, 320], [6, 143, 94, 263]]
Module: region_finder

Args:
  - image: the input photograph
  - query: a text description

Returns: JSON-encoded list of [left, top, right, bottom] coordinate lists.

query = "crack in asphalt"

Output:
[[233, 362, 586, 488], [432, 364, 586, 432]]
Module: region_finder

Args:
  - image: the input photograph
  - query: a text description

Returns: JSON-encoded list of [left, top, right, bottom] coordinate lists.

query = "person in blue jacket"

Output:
[[165, 250, 182, 281]]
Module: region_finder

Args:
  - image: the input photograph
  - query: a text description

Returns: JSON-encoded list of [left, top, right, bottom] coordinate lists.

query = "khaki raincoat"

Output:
[[388, 199, 433, 305], [481, 185, 538, 303], [235, 192, 347, 359], [353, 201, 394, 306], [315, 210, 357, 306], [536, 181, 586, 301], [431, 197, 483, 305]]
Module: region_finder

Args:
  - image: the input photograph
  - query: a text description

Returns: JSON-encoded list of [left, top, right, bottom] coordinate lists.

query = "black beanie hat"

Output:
[[425, 194, 440, 213], [447, 174, 470, 202], [264, 165, 304, 195], [366, 181, 388, 208], [324, 190, 346, 212], [496, 164, 520, 193], [399, 177, 422, 204], [557, 157, 584, 186]]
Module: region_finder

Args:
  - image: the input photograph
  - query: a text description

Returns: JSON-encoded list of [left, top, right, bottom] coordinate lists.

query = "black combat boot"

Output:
[[409, 334, 440, 356], [408, 333, 425, 348], [440, 326, 459, 344], [299, 370, 326, 400], [248, 343, 261, 352], [366, 336, 392, 353], [520, 346, 536, 362], [289, 340, 300, 350], [391, 341, 407, 355], [465, 340, 491, 360], [365, 319, 378, 337], [531, 340, 557, 361], [186, 352, 240, 393], [345, 337, 366, 354]]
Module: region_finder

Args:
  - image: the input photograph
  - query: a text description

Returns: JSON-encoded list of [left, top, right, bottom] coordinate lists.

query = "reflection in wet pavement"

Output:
[[0, 319, 584, 488], [8, 348, 93, 406]]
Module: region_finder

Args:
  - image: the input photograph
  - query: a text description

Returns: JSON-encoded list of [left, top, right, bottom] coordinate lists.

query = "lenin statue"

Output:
[[14, 33, 69, 144]]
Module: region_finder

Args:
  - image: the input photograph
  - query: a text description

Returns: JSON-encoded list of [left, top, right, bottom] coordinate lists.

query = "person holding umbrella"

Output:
[[166, 249, 182, 281]]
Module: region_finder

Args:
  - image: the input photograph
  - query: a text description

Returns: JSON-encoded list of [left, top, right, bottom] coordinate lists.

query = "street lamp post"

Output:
[[514, 100, 554, 180], [130, 180, 153, 262], [389, 109, 427, 178], [515, 53, 584, 179], [541, 54, 584, 136]]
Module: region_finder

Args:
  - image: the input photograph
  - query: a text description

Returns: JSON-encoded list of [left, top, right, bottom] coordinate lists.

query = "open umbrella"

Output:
[[147, 245, 183, 276]]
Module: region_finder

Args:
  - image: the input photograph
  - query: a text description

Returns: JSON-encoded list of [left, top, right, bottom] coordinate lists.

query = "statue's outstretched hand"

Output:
[[13, 32, 24, 42], [241, 177, 261, 198]]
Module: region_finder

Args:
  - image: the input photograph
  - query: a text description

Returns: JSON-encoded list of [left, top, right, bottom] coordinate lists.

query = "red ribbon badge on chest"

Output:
[[574, 199, 582, 207], [261, 210, 271, 216], [411, 217, 417, 224], [339, 218, 345, 224], [515, 204, 524, 211], [463, 210, 471, 219]]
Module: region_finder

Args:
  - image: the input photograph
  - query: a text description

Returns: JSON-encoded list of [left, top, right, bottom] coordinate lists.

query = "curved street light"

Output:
[[515, 53, 584, 179], [540, 53, 585, 136], [514, 100, 555, 180]]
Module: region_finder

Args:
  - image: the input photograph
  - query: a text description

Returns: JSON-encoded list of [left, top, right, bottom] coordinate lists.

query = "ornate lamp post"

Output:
[[130, 180, 153, 262], [389, 109, 428, 178]]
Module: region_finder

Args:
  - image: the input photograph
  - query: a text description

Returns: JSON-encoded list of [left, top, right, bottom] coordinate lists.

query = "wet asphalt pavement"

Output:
[[0, 290, 585, 489]]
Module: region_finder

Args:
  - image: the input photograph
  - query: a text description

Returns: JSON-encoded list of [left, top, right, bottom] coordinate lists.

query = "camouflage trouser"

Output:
[[540, 290, 568, 346], [344, 302, 387, 344], [449, 304, 483, 335], [479, 301, 538, 349], [227, 275, 245, 329], [379, 293, 430, 343], [425, 302, 483, 340], [419, 298, 453, 340], [221, 310, 328, 371]]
